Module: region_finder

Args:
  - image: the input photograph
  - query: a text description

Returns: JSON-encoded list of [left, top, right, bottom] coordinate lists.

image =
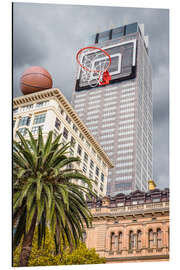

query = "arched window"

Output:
[[157, 228, 162, 248], [148, 229, 154, 248], [118, 232, 123, 251], [110, 232, 115, 250], [129, 231, 135, 250], [137, 230, 142, 249]]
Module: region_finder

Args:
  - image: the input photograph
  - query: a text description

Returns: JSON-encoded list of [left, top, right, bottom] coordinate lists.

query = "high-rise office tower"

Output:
[[72, 22, 153, 196]]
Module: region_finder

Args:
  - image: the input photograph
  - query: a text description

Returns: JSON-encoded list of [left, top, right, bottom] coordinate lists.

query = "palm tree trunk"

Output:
[[55, 222, 61, 255], [18, 213, 37, 267]]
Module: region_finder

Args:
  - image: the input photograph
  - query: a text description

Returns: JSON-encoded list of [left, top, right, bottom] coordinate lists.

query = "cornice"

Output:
[[13, 88, 113, 168]]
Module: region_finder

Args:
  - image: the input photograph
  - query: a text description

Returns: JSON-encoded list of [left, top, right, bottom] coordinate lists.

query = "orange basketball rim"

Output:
[[76, 46, 112, 86]]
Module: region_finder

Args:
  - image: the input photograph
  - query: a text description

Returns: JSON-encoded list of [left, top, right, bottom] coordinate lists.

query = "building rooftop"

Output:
[[87, 188, 169, 208]]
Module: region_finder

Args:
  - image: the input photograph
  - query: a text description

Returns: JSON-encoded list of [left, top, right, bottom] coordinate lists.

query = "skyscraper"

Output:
[[72, 22, 152, 196]]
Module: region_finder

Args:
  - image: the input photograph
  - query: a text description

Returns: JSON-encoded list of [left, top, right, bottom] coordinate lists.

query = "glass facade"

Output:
[[89, 22, 138, 44], [125, 23, 138, 35], [98, 30, 110, 43], [112, 26, 124, 39]]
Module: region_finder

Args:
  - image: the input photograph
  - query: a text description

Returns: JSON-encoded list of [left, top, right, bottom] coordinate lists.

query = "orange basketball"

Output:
[[20, 66, 53, 95]]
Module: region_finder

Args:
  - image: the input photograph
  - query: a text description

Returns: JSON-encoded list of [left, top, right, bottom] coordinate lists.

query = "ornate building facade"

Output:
[[13, 88, 113, 197], [85, 187, 169, 263]]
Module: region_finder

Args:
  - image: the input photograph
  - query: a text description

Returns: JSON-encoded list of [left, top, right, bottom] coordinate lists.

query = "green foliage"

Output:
[[13, 129, 97, 266], [13, 229, 106, 266], [61, 243, 106, 265]]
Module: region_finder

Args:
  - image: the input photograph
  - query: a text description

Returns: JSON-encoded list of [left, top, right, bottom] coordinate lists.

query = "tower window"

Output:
[[63, 127, 68, 139], [129, 231, 135, 250], [79, 133, 84, 141], [17, 127, 27, 137], [110, 232, 115, 250], [96, 166, 99, 176], [13, 108, 18, 114], [157, 228, 162, 248], [55, 117, 61, 130], [82, 163, 87, 173], [66, 114, 71, 124], [84, 152, 88, 163], [101, 173, 104, 182], [34, 113, 46, 124], [90, 160, 94, 170], [36, 101, 49, 108], [125, 23, 138, 35], [73, 124, 78, 133], [77, 144, 82, 156], [112, 26, 124, 39], [137, 230, 142, 249], [18, 116, 31, 127], [98, 30, 110, 43], [70, 136, 76, 147], [31, 125, 43, 135], [148, 229, 154, 248], [118, 232, 123, 252]]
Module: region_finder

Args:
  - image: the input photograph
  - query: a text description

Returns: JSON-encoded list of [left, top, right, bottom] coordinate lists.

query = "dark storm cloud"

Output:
[[13, 3, 169, 189]]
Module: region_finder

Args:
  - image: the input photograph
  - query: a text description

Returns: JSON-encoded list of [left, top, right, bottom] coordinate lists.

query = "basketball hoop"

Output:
[[76, 46, 111, 87]]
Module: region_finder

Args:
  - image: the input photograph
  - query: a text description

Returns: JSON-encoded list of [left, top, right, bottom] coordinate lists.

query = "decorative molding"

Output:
[[13, 88, 113, 168]]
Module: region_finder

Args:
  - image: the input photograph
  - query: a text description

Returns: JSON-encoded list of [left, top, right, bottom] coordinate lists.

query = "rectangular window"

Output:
[[18, 116, 31, 127], [77, 144, 82, 156], [112, 26, 124, 39], [31, 125, 43, 135], [82, 163, 87, 173], [66, 114, 71, 124], [96, 166, 99, 177], [70, 136, 76, 148], [89, 170, 93, 179], [103, 145, 114, 150], [79, 133, 85, 141], [62, 138, 66, 146], [20, 104, 33, 112], [84, 152, 88, 163], [34, 113, 46, 124], [86, 140, 90, 148], [58, 105, 64, 115], [100, 183, 104, 192], [36, 100, 49, 108], [90, 160, 94, 170], [69, 148, 74, 157], [53, 129, 59, 138], [100, 140, 114, 146], [98, 30, 110, 43], [95, 177, 98, 186], [55, 117, 61, 130], [125, 23, 138, 35], [73, 124, 78, 133], [63, 127, 68, 139], [17, 127, 27, 136], [101, 173, 104, 182], [13, 108, 18, 114]]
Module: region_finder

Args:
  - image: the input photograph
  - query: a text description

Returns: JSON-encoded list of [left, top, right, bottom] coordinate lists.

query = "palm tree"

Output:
[[13, 128, 95, 267]]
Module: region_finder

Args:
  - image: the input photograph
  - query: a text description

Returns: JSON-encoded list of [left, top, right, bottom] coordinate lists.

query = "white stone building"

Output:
[[13, 88, 113, 197]]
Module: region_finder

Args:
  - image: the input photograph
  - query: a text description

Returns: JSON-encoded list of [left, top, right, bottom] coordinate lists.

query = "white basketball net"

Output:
[[78, 48, 110, 87]]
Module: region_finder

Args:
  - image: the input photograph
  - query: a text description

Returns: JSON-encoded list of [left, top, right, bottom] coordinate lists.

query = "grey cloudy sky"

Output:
[[13, 3, 169, 189]]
